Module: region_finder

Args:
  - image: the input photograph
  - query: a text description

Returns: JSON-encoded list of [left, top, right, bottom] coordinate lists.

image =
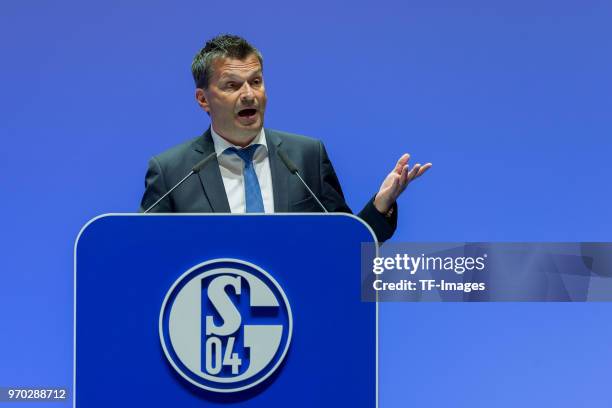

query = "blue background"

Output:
[[1, 0, 611, 406]]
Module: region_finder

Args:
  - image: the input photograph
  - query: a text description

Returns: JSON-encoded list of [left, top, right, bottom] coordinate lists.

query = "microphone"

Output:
[[144, 152, 217, 213], [277, 149, 328, 213]]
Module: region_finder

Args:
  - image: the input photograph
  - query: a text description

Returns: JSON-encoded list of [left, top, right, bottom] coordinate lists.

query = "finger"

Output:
[[399, 164, 410, 186], [394, 153, 410, 174], [407, 163, 420, 182], [415, 163, 432, 178]]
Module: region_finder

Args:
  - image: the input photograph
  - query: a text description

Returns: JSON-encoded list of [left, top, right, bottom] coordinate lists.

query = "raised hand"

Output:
[[373, 153, 432, 214]]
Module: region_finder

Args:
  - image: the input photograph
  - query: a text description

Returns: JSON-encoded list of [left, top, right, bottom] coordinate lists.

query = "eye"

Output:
[[251, 77, 263, 87]]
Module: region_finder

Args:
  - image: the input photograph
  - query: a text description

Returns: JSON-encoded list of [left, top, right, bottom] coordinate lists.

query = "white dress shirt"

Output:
[[210, 127, 275, 213]]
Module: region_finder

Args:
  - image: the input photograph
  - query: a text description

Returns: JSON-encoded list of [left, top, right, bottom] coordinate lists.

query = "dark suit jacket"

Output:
[[139, 128, 397, 242]]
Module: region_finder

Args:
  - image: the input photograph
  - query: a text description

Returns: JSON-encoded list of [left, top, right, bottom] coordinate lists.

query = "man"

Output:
[[139, 34, 431, 242]]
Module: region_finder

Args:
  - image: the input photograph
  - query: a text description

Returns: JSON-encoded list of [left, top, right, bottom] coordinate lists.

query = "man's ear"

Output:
[[195, 88, 210, 113]]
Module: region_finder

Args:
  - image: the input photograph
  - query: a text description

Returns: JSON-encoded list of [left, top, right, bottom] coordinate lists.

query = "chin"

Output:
[[237, 120, 263, 131], [234, 125, 261, 139]]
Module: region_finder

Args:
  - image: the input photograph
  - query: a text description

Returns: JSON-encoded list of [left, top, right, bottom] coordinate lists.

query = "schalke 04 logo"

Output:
[[159, 259, 293, 393]]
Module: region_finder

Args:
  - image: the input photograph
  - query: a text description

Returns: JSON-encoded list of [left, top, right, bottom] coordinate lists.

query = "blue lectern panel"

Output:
[[75, 214, 375, 407]]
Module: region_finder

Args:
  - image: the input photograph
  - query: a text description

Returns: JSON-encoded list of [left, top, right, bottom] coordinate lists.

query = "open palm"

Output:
[[374, 153, 432, 214]]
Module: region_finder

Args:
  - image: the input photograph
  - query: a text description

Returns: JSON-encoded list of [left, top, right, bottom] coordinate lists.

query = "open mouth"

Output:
[[237, 108, 257, 118]]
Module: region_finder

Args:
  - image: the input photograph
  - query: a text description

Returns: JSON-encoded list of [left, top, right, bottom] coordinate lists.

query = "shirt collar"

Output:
[[210, 126, 268, 157]]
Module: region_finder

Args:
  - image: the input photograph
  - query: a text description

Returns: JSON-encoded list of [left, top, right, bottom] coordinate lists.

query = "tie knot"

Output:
[[225, 144, 260, 163]]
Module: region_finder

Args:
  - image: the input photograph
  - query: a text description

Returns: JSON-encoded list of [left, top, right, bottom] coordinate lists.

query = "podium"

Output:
[[75, 214, 377, 407]]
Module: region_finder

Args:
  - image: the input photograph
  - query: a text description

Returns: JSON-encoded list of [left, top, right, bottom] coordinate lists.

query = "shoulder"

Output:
[[265, 128, 323, 153], [148, 134, 205, 179], [153, 135, 203, 163]]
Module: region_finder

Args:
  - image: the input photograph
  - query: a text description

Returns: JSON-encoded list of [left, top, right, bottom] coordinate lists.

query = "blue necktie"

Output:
[[225, 145, 265, 213]]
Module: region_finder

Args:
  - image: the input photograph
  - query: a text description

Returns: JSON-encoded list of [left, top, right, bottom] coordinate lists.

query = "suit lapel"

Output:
[[265, 130, 291, 212], [266, 130, 290, 213], [192, 129, 231, 213]]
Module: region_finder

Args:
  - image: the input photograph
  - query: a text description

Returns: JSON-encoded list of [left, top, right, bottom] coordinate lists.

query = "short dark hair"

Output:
[[191, 34, 263, 89]]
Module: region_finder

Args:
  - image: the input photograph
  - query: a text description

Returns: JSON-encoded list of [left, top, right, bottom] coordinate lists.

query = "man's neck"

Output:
[[212, 125, 259, 147]]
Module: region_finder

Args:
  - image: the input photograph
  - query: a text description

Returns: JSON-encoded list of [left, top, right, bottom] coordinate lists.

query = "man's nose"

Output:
[[240, 83, 255, 103]]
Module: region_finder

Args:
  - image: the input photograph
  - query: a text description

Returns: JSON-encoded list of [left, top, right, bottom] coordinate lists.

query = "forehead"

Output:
[[211, 55, 262, 80]]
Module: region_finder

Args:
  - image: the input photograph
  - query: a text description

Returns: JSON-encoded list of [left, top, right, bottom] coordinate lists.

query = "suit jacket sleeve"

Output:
[[317, 141, 397, 242], [139, 156, 173, 213]]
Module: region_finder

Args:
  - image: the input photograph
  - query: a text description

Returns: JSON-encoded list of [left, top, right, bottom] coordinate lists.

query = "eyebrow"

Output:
[[219, 70, 263, 82]]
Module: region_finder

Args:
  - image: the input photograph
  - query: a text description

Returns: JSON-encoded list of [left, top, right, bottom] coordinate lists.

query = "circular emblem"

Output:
[[159, 259, 293, 393]]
